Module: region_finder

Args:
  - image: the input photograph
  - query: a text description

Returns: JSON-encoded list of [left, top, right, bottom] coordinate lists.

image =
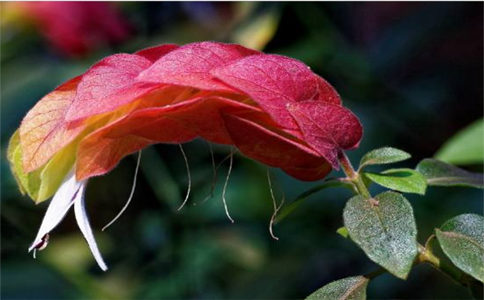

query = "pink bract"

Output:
[[18, 42, 363, 182]]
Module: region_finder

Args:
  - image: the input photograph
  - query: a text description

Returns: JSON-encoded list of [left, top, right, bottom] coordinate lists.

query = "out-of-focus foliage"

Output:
[[417, 159, 484, 189], [1, 2, 483, 299], [2, 2, 131, 57], [435, 118, 484, 165]]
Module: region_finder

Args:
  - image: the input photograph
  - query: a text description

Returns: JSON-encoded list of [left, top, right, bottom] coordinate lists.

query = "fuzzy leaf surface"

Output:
[[343, 192, 418, 279], [306, 276, 368, 300], [436, 214, 484, 282], [359, 147, 411, 170]]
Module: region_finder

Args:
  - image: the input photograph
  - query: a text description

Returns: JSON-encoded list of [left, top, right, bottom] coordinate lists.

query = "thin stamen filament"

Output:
[[103, 151, 142, 231]]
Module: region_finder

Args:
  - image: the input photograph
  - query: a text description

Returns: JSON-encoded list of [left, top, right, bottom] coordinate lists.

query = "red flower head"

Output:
[[8, 42, 363, 270], [7, 2, 130, 56]]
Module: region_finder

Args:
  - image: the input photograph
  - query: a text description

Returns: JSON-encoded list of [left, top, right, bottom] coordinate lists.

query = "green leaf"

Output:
[[435, 118, 484, 165], [359, 147, 411, 170], [365, 168, 427, 195], [275, 180, 352, 224], [306, 276, 369, 300], [231, 4, 281, 51], [343, 192, 418, 279], [436, 214, 484, 282], [416, 159, 483, 189], [337, 227, 349, 239]]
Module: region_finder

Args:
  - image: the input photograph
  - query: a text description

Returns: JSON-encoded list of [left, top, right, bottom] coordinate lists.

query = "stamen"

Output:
[[208, 142, 216, 176], [177, 144, 192, 211], [200, 150, 234, 205], [32, 233, 49, 259], [198, 142, 216, 205], [267, 171, 285, 240], [102, 151, 142, 231], [222, 148, 235, 223]]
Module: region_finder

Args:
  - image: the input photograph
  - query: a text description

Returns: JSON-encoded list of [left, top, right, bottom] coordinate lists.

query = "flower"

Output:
[[8, 42, 363, 270], [28, 171, 107, 271], [3, 2, 130, 57]]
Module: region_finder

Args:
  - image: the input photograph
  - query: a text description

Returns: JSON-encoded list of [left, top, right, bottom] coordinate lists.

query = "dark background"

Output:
[[1, 2, 483, 299]]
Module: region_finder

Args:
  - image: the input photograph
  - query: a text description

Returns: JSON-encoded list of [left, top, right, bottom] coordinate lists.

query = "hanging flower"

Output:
[[7, 42, 363, 270]]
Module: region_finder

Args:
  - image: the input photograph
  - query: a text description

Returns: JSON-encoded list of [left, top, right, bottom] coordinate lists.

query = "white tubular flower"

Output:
[[28, 170, 108, 271]]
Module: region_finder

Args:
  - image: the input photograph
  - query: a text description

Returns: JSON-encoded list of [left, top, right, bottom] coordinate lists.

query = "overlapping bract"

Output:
[[10, 42, 363, 202]]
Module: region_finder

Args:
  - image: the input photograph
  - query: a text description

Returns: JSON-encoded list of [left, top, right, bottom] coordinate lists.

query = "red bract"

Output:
[[288, 102, 363, 168], [12, 2, 130, 56], [16, 41, 363, 185], [12, 42, 365, 272], [66, 44, 179, 121], [138, 42, 260, 91], [212, 54, 321, 130], [20, 76, 85, 172]]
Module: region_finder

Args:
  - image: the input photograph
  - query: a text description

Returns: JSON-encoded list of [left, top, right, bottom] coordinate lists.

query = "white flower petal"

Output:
[[29, 170, 82, 253], [74, 183, 108, 271]]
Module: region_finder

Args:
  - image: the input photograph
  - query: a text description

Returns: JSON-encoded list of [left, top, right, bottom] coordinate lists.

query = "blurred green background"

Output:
[[1, 2, 483, 299]]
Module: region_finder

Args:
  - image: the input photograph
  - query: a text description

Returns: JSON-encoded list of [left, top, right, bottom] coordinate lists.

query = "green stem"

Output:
[[417, 244, 471, 287], [338, 151, 371, 198]]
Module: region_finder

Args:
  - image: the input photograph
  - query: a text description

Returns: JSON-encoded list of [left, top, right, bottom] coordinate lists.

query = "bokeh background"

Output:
[[1, 2, 483, 299]]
